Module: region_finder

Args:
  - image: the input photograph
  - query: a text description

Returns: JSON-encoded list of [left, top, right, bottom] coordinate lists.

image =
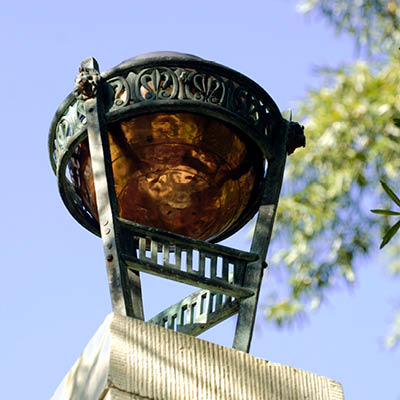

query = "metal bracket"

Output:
[[287, 121, 305, 155]]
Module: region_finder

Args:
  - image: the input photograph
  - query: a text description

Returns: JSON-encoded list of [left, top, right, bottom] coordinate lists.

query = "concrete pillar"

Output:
[[52, 313, 343, 400]]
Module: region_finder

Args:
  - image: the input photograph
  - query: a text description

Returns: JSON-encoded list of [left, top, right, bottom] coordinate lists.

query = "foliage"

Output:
[[260, 0, 400, 348], [371, 181, 400, 248], [265, 57, 400, 346], [297, 0, 400, 54]]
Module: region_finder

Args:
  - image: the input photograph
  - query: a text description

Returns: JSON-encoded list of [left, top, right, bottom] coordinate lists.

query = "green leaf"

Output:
[[380, 219, 400, 249], [371, 209, 400, 216], [393, 118, 400, 128], [380, 181, 400, 207]]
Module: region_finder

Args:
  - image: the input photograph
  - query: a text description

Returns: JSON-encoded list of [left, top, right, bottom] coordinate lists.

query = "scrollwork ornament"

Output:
[[76, 100, 87, 124], [55, 117, 70, 149], [233, 87, 266, 126], [108, 77, 130, 110], [136, 68, 178, 101], [53, 101, 86, 167], [185, 72, 226, 105]]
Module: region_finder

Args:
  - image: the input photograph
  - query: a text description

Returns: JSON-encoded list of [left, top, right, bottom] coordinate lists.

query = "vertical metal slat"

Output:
[[139, 237, 146, 260]]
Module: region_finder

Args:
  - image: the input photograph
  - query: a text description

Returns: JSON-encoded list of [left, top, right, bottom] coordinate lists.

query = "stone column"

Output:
[[52, 313, 343, 400]]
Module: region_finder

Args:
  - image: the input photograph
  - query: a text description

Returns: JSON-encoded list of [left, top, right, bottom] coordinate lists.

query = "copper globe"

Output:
[[71, 112, 264, 241]]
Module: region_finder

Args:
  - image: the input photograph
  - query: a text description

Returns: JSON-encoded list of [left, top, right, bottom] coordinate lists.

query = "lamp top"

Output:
[[120, 51, 204, 63], [49, 52, 288, 241]]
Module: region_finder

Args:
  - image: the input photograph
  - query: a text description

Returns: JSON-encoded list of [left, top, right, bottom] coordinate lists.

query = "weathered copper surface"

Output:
[[72, 112, 263, 240]]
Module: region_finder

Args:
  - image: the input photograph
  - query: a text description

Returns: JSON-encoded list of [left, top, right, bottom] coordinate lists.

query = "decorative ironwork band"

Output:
[[49, 64, 282, 172]]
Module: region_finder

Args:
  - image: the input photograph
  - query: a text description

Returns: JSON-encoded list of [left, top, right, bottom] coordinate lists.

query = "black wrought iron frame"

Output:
[[48, 53, 304, 353]]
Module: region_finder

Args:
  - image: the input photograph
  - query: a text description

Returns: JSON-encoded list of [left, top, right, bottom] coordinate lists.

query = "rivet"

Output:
[[105, 228, 111, 235], [107, 243, 112, 249], [106, 255, 113, 262], [103, 220, 109, 226]]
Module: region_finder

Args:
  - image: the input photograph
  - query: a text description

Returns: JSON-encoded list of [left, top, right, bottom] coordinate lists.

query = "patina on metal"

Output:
[[49, 51, 305, 353]]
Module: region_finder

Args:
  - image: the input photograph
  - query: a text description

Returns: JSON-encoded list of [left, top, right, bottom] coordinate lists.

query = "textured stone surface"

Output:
[[103, 388, 144, 400], [52, 313, 344, 400]]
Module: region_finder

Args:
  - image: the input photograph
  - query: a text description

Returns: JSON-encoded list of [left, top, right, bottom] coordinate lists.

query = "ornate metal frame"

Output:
[[48, 53, 305, 353]]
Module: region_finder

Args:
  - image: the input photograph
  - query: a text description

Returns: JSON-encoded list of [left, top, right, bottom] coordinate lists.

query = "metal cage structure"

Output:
[[48, 52, 305, 353]]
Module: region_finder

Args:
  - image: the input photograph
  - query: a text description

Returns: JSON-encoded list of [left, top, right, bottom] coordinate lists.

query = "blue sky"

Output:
[[1, 1, 399, 399]]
